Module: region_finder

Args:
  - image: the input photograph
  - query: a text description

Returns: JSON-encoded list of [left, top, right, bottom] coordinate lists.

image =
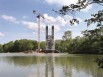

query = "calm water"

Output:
[[0, 53, 103, 77]]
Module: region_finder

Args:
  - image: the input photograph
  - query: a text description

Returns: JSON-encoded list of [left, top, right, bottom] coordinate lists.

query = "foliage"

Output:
[[3, 41, 14, 53], [0, 44, 3, 53], [53, 0, 103, 54], [55, 30, 72, 53], [40, 41, 46, 49], [53, 0, 103, 25], [2, 39, 37, 53], [0, 33, 103, 66], [53, 0, 103, 69], [55, 26, 103, 54], [62, 30, 72, 41], [85, 10, 103, 27], [95, 58, 103, 69]]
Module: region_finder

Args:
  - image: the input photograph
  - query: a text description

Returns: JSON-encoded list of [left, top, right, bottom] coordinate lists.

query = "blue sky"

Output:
[[0, 0, 103, 44]]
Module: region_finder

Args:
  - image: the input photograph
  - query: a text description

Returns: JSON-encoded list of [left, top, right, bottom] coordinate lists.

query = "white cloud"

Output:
[[44, 0, 92, 13], [32, 32, 37, 35], [44, 0, 78, 6], [81, 5, 92, 12], [33, 32, 37, 34], [1, 15, 19, 24], [72, 32, 83, 38], [43, 14, 82, 27], [0, 14, 82, 40], [20, 14, 82, 33], [0, 32, 5, 37], [42, 14, 68, 31], [77, 17, 82, 22], [54, 32, 63, 40], [21, 14, 67, 32], [22, 16, 28, 19], [21, 21, 38, 30], [43, 14, 66, 26], [1, 14, 81, 33]]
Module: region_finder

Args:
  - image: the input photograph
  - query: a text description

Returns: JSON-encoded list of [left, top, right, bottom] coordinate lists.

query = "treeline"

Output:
[[55, 27, 103, 54], [0, 39, 38, 53], [0, 27, 103, 54]]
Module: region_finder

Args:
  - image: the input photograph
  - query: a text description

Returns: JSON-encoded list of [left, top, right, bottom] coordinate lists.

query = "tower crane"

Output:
[[33, 10, 51, 52]]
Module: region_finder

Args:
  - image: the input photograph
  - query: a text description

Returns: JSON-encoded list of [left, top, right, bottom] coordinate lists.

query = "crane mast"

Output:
[[37, 15, 40, 52], [33, 10, 51, 52], [33, 10, 44, 52]]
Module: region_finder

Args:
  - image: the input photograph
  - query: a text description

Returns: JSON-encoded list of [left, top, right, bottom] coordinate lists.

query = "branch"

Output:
[[53, 0, 103, 26]]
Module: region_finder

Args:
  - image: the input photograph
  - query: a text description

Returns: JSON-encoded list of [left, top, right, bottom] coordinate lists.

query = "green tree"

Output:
[[55, 40, 62, 51], [2, 39, 38, 53], [53, 0, 103, 68], [62, 30, 72, 41], [0, 44, 3, 53], [3, 41, 14, 52], [40, 41, 46, 49]]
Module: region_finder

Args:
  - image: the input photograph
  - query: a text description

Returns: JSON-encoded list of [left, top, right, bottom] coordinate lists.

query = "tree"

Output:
[[2, 39, 38, 53], [40, 41, 46, 49], [53, 0, 103, 25], [53, 0, 103, 69], [0, 44, 3, 53], [55, 40, 63, 52], [62, 30, 72, 41], [3, 41, 14, 52]]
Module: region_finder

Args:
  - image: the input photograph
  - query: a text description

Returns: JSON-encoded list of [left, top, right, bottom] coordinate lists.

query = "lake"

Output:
[[0, 53, 103, 77]]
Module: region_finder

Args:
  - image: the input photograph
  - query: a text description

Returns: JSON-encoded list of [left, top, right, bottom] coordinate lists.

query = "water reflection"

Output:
[[0, 53, 103, 77], [36, 55, 40, 77], [45, 54, 55, 77], [55, 55, 103, 77]]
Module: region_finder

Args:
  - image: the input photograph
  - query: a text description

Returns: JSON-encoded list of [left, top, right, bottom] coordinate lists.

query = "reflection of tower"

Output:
[[45, 54, 55, 77], [46, 26, 55, 52], [51, 54, 55, 77], [37, 56, 40, 77], [45, 55, 48, 77]]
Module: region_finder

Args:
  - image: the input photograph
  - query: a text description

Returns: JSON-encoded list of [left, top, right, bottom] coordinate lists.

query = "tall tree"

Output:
[[62, 30, 72, 41]]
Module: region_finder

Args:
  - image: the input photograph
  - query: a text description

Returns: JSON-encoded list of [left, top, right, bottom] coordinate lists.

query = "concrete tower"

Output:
[[45, 26, 55, 52]]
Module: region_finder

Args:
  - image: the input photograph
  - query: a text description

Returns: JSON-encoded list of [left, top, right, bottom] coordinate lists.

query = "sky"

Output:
[[0, 0, 103, 44]]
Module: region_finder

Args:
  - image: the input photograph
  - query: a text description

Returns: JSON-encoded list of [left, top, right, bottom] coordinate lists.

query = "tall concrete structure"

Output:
[[45, 26, 55, 52]]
